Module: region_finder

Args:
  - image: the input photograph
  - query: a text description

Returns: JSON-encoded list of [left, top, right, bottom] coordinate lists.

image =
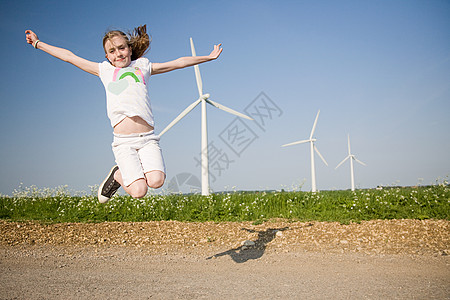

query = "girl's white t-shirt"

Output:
[[99, 58, 154, 128]]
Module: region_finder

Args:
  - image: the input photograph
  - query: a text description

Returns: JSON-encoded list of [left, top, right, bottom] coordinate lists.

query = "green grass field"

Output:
[[1, 182, 448, 224]]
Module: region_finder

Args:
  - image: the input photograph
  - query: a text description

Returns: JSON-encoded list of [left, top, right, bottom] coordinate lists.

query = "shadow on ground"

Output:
[[207, 227, 289, 263]]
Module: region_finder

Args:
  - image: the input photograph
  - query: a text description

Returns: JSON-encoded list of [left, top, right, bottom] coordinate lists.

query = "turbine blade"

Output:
[[335, 156, 349, 170], [281, 139, 310, 147], [347, 134, 352, 155], [314, 145, 328, 166], [190, 38, 203, 97], [310, 110, 320, 139], [159, 99, 202, 137], [354, 157, 367, 166], [205, 99, 253, 120]]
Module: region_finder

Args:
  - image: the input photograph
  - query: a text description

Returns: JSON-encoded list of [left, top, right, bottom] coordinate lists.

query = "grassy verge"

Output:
[[1, 183, 448, 224]]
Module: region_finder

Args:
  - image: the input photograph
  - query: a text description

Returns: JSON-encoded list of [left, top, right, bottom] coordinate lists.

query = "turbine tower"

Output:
[[335, 134, 366, 191], [282, 110, 328, 192], [159, 38, 253, 196]]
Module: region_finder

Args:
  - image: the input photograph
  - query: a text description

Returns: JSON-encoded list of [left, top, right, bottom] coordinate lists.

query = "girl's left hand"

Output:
[[208, 44, 223, 60]]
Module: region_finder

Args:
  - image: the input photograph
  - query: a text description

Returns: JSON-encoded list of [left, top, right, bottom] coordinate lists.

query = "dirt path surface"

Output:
[[1, 219, 449, 299]]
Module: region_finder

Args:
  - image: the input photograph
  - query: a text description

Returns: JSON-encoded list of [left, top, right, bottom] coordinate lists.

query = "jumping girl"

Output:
[[25, 25, 222, 202]]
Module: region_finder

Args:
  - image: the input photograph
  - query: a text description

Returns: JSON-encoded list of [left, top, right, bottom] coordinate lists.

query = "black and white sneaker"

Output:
[[98, 165, 121, 203]]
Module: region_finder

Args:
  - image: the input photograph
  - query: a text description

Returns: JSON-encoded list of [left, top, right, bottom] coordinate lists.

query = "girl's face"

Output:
[[104, 36, 132, 68]]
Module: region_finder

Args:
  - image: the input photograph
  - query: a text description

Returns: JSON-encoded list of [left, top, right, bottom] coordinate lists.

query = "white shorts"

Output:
[[112, 131, 166, 187]]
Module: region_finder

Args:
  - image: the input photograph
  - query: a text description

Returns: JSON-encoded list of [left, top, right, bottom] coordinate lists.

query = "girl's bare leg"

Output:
[[114, 169, 148, 198], [145, 170, 166, 189]]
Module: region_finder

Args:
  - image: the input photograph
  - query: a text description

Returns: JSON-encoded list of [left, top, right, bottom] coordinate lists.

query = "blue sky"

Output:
[[0, 0, 449, 195]]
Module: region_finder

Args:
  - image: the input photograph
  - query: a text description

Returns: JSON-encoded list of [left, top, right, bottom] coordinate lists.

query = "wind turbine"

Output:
[[159, 38, 253, 196], [335, 134, 366, 191], [282, 110, 328, 193]]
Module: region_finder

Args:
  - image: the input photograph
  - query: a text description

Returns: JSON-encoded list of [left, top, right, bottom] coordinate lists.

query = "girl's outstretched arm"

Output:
[[25, 30, 99, 76], [151, 43, 223, 75]]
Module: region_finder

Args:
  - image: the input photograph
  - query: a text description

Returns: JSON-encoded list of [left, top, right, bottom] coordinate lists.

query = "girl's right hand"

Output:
[[25, 30, 38, 46], [23, 30, 99, 75]]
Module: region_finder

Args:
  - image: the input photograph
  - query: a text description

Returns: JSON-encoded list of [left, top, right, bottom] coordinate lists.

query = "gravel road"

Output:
[[1, 219, 449, 299]]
